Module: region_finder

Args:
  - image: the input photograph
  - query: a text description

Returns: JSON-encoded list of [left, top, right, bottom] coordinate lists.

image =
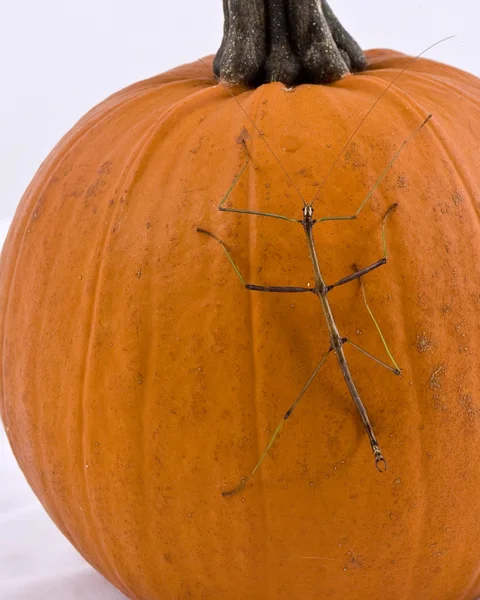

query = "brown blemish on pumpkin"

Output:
[[235, 127, 250, 145], [210, 328, 227, 354], [416, 332, 433, 353], [296, 166, 312, 178], [435, 194, 465, 224], [429, 365, 445, 390], [433, 397, 447, 413], [343, 143, 366, 168], [97, 161, 112, 175], [452, 189, 464, 205], [85, 178, 107, 199], [428, 541, 448, 558], [341, 547, 363, 570], [457, 393, 479, 421], [189, 135, 207, 155]]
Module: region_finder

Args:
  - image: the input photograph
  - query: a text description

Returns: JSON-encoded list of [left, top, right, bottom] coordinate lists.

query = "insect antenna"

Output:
[[198, 58, 307, 206], [310, 35, 455, 206]]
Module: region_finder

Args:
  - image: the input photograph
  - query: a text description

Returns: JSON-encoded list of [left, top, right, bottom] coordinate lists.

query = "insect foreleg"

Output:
[[196, 227, 312, 293], [316, 115, 431, 222], [217, 141, 301, 224]]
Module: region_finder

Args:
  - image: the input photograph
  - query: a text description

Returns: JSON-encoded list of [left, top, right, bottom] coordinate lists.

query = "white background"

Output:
[[1, 0, 479, 223], [1, 1, 479, 598]]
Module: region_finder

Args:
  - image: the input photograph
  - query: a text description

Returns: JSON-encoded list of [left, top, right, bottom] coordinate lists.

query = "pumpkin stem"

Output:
[[213, 0, 367, 86]]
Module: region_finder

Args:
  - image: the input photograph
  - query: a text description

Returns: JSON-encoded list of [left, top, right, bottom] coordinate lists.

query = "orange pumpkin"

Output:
[[2, 34, 480, 600]]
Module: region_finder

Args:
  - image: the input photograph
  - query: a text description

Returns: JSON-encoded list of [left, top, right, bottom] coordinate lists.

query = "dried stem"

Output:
[[214, 0, 367, 86]]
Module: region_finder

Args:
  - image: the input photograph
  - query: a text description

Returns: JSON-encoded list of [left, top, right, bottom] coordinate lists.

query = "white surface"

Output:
[[0, 433, 127, 600], [0, 0, 478, 220], [0, 221, 11, 253]]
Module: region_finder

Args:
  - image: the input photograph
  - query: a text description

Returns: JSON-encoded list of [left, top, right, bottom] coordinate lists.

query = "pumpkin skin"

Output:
[[2, 50, 480, 600]]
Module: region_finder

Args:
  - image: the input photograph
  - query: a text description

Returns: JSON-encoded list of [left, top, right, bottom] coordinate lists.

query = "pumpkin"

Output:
[[2, 1, 480, 598]]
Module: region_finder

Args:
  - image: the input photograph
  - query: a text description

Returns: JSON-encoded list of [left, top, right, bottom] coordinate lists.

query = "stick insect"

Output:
[[197, 38, 453, 497]]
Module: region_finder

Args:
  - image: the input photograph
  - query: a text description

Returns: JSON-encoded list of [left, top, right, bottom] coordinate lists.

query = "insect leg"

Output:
[[326, 202, 397, 292], [222, 346, 333, 497], [343, 338, 400, 376], [327, 258, 386, 292], [217, 141, 301, 224], [316, 115, 432, 222], [196, 227, 313, 293], [357, 273, 402, 374]]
